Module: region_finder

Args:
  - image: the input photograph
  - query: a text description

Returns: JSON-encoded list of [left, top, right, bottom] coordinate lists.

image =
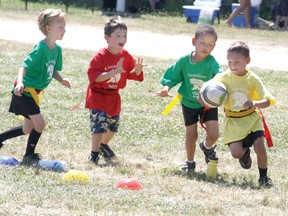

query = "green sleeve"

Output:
[[159, 57, 185, 88], [21, 45, 44, 69]]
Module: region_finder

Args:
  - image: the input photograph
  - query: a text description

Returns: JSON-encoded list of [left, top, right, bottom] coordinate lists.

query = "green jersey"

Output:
[[160, 52, 222, 109], [21, 40, 62, 91]]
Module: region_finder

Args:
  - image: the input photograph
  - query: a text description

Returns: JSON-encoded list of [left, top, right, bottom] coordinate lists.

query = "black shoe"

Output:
[[180, 161, 196, 172], [21, 153, 41, 166], [0, 142, 3, 149], [199, 142, 218, 164], [258, 176, 273, 188], [100, 144, 115, 160], [88, 153, 99, 165], [239, 148, 252, 169]]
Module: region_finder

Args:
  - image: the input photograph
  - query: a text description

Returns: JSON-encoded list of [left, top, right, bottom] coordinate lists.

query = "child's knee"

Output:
[[35, 121, 46, 132], [230, 150, 243, 159], [23, 126, 33, 135]]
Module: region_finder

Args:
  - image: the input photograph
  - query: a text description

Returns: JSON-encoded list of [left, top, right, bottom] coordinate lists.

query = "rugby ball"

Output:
[[199, 80, 228, 108]]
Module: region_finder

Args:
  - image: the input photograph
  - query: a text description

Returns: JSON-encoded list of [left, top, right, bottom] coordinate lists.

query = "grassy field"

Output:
[[0, 1, 288, 215]]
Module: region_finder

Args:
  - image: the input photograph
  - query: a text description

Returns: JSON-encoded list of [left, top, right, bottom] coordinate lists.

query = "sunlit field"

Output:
[[0, 1, 287, 215]]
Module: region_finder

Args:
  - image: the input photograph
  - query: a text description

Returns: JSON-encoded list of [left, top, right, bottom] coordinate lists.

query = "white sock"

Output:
[[204, 141, 214, 150], [187, 160, 194, 164]]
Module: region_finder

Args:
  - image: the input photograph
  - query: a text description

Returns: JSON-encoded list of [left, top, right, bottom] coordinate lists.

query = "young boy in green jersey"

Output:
[[156, 24, 222, 172], [0, 9, 71, 165]]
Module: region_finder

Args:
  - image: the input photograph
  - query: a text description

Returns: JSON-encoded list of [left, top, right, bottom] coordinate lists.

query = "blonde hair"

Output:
[[37, 9, 66, 35]]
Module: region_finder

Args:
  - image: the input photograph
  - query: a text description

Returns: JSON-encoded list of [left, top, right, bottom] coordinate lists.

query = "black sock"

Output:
[[25, 129, 42, 155], [91, 151, 99, 157], [0, 125, 24, 144], [259, 168, 268, 178]]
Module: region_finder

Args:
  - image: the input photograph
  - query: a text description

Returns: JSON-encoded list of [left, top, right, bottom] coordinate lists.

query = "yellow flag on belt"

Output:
[[24, 87, 44, 106], [161, 94, 182, 115]]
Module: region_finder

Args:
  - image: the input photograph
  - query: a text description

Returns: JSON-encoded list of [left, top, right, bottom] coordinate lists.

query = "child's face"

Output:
[[105, 28, 127, 54], [227, 51, 250, 76], [47, 18, 66, 40], [192, 34, 216, 60]]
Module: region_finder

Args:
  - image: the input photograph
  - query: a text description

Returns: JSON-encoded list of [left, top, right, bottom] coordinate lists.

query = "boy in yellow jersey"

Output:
[[214, 41, 275, 187]]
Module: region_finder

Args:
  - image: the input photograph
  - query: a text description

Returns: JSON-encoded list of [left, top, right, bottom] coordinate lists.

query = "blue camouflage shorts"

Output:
[[90, 110, 120, 134]]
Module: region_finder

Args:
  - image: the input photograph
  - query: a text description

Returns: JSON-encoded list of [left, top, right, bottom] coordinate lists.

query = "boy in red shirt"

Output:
[[85, 16, 145, 165]]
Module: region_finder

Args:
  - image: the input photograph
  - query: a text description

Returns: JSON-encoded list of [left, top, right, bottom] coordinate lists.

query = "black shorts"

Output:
[[242, 131, 264, 148], [181, 104, 218, 126], [9, 93, 40, 118]]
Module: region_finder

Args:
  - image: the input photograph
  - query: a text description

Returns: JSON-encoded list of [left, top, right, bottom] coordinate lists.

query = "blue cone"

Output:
[[0, 156, 20, 166]]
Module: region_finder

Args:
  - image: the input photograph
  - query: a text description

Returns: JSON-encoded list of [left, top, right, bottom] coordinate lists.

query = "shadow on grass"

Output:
[[94, 159, 265, 190], [99, 160, 121, 168], [168, 167, 261, 190]]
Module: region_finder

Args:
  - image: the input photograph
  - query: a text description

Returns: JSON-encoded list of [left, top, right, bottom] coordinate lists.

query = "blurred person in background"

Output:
[[225, 0, 252, 28]]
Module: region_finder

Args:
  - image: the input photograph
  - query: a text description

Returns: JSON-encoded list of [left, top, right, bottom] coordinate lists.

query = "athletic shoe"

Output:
[[239, 148, 252, 169], [100, 144, 115, 160], [199, 142, 218, 164], [258, 176, 273, 188], [180, 161, 196, 172], [88, 153, 99, 165], [21, 153, 41, 166]]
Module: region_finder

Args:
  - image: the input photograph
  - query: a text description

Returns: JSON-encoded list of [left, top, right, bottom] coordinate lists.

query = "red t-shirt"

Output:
[[85, 47, 144, 116]]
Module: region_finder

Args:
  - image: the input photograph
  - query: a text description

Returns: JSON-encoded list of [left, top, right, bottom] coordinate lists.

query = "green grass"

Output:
[[0, 1, 288, 215]]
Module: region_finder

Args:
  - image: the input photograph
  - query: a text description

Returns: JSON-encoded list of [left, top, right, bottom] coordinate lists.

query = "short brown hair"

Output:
[[104, 16, 127, 36], [227, 41, 250, 58], [195, 24, 218, 41]]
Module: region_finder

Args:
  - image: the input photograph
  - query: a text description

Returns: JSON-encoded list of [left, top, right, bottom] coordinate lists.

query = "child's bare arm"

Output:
[[14, 67, 26, 96], [156, 86, 173, 97], [95, 57, 126, 82], [54, 71, 72, 89], [244, 99, 270, 109]]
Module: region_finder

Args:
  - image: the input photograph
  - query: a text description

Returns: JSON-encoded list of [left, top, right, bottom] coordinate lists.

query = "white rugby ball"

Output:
[[199, 80, 228, 108]]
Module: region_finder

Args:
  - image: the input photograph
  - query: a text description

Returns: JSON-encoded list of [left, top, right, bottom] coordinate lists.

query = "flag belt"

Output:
[[24, 87, 44, 106], [225, 108, 255, 118]]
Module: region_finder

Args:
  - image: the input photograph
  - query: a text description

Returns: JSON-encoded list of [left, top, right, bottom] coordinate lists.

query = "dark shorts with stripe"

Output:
[[181, 104, 218, 126], [9, 93, 40, 119]]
